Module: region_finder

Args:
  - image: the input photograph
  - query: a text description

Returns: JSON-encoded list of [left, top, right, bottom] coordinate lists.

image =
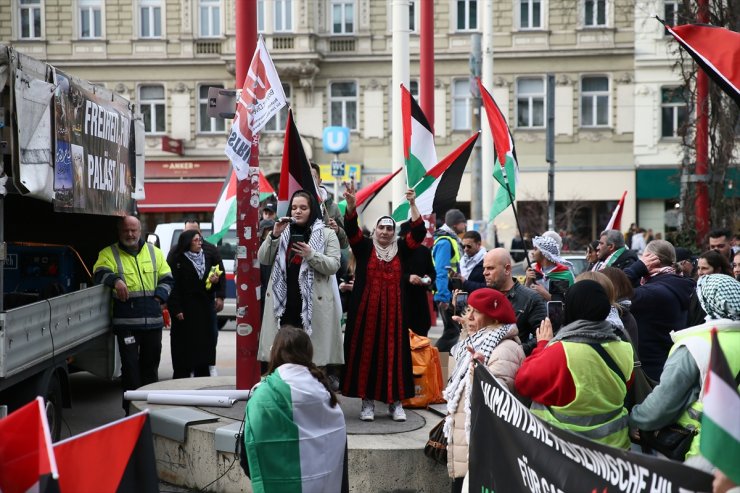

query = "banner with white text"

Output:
[[53, 70, 134, 215], [469, 364, 712, 493]]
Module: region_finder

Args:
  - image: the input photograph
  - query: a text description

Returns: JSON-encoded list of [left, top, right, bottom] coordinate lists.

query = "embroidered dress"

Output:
[[342, 211, 427, 402]]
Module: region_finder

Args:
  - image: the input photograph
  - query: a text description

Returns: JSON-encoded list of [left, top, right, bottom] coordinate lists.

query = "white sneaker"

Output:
[[389, 401, 406, 422], [359, 399, 375, 421]]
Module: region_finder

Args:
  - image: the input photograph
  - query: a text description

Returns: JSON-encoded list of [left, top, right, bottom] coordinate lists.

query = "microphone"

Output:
[[279, 217, 296, 224]]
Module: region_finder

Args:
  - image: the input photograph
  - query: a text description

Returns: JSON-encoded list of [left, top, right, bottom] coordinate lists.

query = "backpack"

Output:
[[402, 330, 446, 408]]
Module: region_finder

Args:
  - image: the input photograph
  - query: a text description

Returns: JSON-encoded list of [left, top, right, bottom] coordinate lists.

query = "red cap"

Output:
[[468, 288, 517, 325]]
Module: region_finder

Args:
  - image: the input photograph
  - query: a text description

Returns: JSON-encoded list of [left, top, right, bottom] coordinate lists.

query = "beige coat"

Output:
[[258, 228, 344, 366], [446, 325, 524, 479]]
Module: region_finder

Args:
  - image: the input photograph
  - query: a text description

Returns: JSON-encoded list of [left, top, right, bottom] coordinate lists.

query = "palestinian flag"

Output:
[[700, 329, 740, 484], [209, 169, 275, 244], [53, 411, 158, 493], [401, 84, 437, 187], [0, 397, 59, 493], [533, 262, 575, 286], [662, 20, 740, 106], [259, 169, 276, 201], [337, 168, 401, 215], [244, 364, 346, 492], [604, 190, 627, 231], [277, 108, 321, 217], [478, 78, 520, 221], [392, 132, 479, 221]]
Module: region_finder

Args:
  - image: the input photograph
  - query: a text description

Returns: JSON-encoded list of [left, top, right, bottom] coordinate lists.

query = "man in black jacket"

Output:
[[483, 248, 546, 355], [454, 230, 487, 293], [595, 229, 638, 271]]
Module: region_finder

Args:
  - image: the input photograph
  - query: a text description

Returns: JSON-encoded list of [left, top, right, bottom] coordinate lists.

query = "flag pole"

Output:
[[500, 165, 531, 269]]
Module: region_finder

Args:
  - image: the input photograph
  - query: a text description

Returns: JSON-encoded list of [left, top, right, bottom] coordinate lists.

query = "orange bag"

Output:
[[402, 330, 446, 408]]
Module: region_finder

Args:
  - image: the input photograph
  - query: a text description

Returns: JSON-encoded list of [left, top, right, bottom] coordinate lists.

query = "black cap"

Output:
[[263, 203, 276, 213], [675, 247, 693, 263]]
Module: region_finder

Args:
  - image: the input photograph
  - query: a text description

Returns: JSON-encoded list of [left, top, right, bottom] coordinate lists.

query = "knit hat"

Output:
[[563, 280, 611, 324], [674, 247, 693, 263], [468, 288, 517, 324], [444, 209, 466, 228], [532, 235, 573, 267]]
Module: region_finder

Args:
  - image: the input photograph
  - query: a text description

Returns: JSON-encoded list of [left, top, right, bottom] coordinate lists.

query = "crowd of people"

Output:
[[93, 200, 740, 492]]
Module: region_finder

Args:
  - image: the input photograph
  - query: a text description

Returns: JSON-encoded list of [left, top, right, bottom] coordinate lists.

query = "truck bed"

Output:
[[0, 285, 112, 387]]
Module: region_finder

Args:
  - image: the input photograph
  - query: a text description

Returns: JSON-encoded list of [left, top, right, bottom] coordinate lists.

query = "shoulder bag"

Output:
[[424, 418, 448, 465]]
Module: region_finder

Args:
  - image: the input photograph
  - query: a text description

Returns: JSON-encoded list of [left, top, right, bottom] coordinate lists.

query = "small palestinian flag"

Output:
[[337, 168, 401, 215]]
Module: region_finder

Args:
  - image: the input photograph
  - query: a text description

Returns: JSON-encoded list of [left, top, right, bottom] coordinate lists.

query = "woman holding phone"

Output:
[[258, 190, 343, 368]]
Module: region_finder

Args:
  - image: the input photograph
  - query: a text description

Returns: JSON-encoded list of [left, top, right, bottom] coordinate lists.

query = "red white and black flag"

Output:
[[53, 411, 158, 493], [0, 397, 59, 493], [661, 19, 740, 106], [276, 108, 322, 217]]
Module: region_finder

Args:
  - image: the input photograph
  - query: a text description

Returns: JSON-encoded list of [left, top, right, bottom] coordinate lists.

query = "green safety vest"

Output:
[[669, 326, 740, 460], [432, 234, 461, 272], [531, 340, 634, 449]]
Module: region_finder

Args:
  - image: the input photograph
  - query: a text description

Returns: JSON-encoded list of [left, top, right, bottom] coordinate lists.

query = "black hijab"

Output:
[[287, 190, 321, 241], [563, 280, 611, 325]]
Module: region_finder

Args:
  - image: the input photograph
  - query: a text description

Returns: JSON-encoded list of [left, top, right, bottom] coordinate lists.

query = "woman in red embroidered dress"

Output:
[[341, 183, 426, 422]]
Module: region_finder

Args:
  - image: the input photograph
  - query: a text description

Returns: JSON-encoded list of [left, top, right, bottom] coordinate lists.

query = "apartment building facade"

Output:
[[2, 0, 639, 245]]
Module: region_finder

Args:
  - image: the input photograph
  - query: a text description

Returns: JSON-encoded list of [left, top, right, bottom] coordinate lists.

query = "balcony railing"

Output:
[[195, 40, 222, 55], [329, 38, 355, 53], [272, 36, 294, 50]]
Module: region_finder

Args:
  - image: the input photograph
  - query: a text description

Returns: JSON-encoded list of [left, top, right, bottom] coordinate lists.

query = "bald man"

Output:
[[482, 248, 546, 355]]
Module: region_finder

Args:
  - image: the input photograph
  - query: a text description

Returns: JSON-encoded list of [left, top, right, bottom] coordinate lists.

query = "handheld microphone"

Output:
[[279, 217, 296, 224]]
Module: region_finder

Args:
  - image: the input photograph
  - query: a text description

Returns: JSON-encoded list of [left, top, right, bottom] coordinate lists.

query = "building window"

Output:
[[274, 0, 292, 32], [79, 0, 102, 39], [257, 0, 264, 32], [583, 0, 607, 27], [139, 85, 166, 134], [329, 81, 357, 130], [663, 1, 680, 34], [661, 86, 688, 138], [199, 0, 221, 38], [331, 0, 354, 34], [19, 0, 43, 39], [198, 85, 226, 134], [264, 84, 291, 132], [409, 0, 417, 32], [516, 78, 545, 128], [456, 0, 477, 31], [519, 0, 542, 29], [581, 76, 609, 127], [140, 0, 162, 38], [452, 79, 471, 130]]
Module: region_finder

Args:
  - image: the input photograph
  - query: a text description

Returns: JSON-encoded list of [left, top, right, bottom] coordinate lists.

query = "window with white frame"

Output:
[[140, 0, 162, 38], [456, 0, 477, 31], [263, 84, 292, 132], [663, 1, 680, 34], [198, 85, 226, 134], [331, 0, 354, 34], [452, 79, 471, 130], [274, 0, 292, 32], [583, 0, 607, 27], [580, 76, 609, 127], [79, 0, 102, 39], [329, 81, 358, 130], [199, 0, 221, 37], [19, 0, 43, 39], [661, 86, 688, 138], [257, 0, 264, 32], [516, 78, 545, 128], [519, 0, 542, 29], [139, 85, 166, 134]]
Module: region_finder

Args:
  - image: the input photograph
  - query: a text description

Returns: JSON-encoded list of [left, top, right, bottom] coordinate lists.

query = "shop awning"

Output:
[[137, 180, 224, 212], [637, 167, 740, 199]]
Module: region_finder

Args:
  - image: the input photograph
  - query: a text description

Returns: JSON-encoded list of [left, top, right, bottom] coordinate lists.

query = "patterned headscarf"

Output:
[[532, 235, 572, 267], [697, 274, 740, 321]]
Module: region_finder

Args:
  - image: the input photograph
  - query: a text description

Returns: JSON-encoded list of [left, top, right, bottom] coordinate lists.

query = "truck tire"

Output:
[[44, 374, 63, 442]]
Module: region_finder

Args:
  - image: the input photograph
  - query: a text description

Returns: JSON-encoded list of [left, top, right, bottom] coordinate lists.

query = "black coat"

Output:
[[402, 244, 436, 336], [462, 261, 486, 293], [612, 248, 639, 270]]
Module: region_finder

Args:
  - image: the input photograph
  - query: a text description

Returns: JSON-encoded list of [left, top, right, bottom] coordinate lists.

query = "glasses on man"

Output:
[[462, 244, 474, 250]]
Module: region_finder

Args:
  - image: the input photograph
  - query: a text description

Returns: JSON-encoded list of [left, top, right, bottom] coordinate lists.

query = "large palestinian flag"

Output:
[[392, 132, 479, 221], [478, 78, 520, 221], [53, 411, 158, 493], [700, 329, 740, 484], [401, 84, 437, 188], [0, 397, 59, 493], [244, 364, 346, 492], [277, 108, 322, 217], [662, 21, 740, 106]]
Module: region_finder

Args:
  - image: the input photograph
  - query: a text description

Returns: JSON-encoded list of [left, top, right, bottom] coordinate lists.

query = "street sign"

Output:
[[331, 159, 346, 178], [323, 127, 350, 154]]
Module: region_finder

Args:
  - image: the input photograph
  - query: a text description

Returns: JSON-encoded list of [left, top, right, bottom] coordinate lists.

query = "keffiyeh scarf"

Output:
[[460, 247, 486, 278], [697, 274, 740, 321], [184, 250, 205, 278], [271, 219, 326, 335], [443, 324, 514, 442]]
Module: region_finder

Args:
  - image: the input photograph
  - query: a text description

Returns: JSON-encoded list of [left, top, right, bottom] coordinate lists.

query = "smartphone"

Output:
[[455, 291, 469, 315], [290, 233, 304, 244], [547, 301, 564, 333]]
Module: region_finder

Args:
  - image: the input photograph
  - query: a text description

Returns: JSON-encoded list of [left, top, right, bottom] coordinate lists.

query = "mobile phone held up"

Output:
[[455, 291, 469, 315], [290, 233, 304, 244], [546, 301, 564, 333]]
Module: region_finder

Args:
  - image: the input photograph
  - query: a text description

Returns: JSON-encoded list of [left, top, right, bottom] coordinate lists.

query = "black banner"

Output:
[[53, 70, 134, 215], [469, 364, 712, 493]]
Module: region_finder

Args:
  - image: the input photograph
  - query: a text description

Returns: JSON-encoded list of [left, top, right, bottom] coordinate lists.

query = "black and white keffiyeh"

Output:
[[697, 274, 740, 321], [270, 219, 326, 335], [443, 324, 514, 441], [532, 235, 572, 267], [184, 250, 206, 278]]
